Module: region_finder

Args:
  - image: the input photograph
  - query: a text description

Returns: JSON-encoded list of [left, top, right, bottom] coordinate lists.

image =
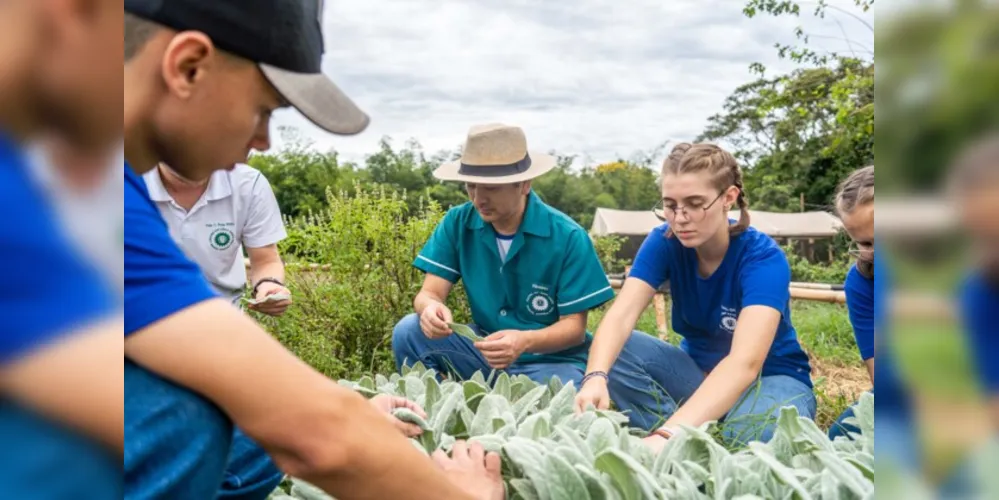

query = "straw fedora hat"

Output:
[[433, 123, 558, 184]]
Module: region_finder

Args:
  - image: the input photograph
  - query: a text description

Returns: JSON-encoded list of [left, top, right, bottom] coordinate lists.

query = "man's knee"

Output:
[[392, 314, 423, 347]]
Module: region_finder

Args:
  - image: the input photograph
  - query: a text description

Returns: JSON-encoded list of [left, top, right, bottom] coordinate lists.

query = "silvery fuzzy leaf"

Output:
[[423, 376, 442, 414], [503, 438, 551, 499], [470, 370, 488, 386], [554, 425, 595, 463], [574, 465, 617, 500], [375, 374, 390, 387], [813, 450, 872, 497], [509, 478, 541, 500], [514, 385, 551, 421], [357, 376, 375, 391], [430, 389, 464, 435], [746, 442, 812, 500], [391, 407, 430, 431], [593, 449, 652, 500], [493, 371, 512, 400], [587, 418, 620, 455], [544, 452, 592, 500], [470, 394, 513, 437], [548, 382, 577, 422], [554, 445, 588, 468], [518, 411, 552, 440]]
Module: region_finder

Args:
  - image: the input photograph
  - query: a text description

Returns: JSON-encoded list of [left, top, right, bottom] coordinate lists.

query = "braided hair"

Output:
[[661, 143, 750, 237]]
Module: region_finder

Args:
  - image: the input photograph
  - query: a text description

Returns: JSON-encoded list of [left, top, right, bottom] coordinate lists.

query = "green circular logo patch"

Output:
[[210, 228, 235, 250]]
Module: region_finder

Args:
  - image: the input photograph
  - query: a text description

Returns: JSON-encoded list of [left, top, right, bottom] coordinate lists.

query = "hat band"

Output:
[[458, 153, 532, 177]]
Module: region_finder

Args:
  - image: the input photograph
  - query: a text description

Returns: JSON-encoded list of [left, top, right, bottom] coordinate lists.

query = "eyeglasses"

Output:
[[848, 242, 875, 260], [653, 192, 726, 223]]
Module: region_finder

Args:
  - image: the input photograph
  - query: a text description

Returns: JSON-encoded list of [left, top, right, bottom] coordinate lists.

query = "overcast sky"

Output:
[[269, 0, 873, 167]]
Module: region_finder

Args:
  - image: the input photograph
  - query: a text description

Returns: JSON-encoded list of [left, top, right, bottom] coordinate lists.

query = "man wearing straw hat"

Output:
[[393, 123, 616, 386]]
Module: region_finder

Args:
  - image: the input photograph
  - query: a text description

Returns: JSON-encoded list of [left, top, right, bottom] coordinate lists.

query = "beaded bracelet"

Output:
[[581, 371, 609, 387]]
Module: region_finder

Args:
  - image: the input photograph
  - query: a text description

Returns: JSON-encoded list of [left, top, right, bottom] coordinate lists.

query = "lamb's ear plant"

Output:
[[273, 369, 878, 500]]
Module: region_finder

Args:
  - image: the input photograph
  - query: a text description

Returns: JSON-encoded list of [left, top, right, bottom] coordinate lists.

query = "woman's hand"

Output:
[[573, 376, 611, 413]]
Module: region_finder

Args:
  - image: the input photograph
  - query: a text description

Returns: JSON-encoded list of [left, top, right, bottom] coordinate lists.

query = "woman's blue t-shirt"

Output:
[[961, 273, 999, 396], [628, 224, 813, 388], [844, 265, 875, 361]]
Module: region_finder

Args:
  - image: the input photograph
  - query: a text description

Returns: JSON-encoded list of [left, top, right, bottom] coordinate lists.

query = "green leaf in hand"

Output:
[[448, 322, 481, 343]]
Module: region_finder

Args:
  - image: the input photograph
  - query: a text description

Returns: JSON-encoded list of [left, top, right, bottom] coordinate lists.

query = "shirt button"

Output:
[[500, 310, 507, 317]]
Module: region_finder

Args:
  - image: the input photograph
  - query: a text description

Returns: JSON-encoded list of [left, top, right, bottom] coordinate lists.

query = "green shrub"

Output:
[[591, 234, 629, 274], [783, 243, 851, 284], [252, 184, 470, 379]]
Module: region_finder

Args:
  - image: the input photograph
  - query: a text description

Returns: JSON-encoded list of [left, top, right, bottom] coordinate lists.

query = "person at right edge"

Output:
[[124, 1, 503, 499], [574, 143, 816, 451]]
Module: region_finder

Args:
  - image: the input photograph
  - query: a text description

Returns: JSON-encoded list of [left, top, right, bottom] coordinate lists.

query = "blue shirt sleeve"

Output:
[[555, 230, 615, 316], [961, 275, 999, 395], [844, 265, 875, 361], [413, 207, 462, 283], [738, 239, 792, 312], [628, 226, 671, 289], [0, 154, 113, 364], [124, 167, 216, 335]]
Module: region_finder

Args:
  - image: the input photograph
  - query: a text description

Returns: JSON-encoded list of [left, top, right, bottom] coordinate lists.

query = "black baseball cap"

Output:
[[124, 0, 369, 135]]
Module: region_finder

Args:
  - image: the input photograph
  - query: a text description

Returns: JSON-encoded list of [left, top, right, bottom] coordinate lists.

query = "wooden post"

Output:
[[808, 238, 815, 261], [653, 294, 669, 342]]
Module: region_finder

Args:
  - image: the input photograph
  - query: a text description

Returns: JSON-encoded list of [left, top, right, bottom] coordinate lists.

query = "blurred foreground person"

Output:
[[123, 0, 503, 498], [28, 135, 123, 297], [0, 0, 124, 498]]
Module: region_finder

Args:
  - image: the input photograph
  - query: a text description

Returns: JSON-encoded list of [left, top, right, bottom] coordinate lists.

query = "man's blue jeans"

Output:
[[124, 360, 283, 500], [607, 332, 817, 443], [392, 314, 586, 386]]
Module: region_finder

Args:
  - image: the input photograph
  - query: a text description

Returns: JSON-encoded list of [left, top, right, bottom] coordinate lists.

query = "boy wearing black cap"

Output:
[[123, 1, 503, 499]]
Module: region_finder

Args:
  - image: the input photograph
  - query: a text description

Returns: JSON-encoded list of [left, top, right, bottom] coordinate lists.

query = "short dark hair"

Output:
[[125, 13, 160, 61]]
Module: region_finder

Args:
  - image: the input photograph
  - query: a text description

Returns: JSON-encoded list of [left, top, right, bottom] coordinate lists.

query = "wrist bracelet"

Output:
[[581, 371, 608, 387], [252, 277, 285, 297], [651, 427, 676, 440]]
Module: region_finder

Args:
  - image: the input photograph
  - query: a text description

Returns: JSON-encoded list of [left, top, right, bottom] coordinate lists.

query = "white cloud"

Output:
[[270, 0, 873, 167]]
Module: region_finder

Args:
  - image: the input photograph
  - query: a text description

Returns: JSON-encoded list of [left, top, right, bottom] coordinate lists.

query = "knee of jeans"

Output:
[[125, 362, 234, 498], [392, 313, 422, 348]]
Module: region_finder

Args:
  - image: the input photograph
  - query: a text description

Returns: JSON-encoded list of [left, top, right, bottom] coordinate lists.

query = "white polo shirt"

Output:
[[142, 164, 287, 305]]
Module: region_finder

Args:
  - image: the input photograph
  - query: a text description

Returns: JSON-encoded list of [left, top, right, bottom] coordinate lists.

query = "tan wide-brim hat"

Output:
[[433, 123, 557, 184]]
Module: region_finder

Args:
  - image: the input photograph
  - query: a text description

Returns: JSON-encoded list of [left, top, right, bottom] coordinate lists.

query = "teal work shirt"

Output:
[[415, 191, 615, 367]]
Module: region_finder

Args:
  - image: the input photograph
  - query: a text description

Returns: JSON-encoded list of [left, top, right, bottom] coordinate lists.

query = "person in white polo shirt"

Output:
[[142, 161, 293, 316]]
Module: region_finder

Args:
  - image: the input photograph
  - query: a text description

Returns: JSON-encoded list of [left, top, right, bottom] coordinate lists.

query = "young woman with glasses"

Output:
[[574, 143, 815, 450], [827, 166, 878, 439]]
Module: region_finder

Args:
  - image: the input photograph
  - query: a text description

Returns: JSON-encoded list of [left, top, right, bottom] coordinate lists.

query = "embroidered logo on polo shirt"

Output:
[[526, 284, 555, 316], [210, 227, 235, 250]]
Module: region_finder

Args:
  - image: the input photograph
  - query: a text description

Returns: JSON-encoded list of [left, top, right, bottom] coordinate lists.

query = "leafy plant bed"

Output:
[[269, 364, 875, 499]]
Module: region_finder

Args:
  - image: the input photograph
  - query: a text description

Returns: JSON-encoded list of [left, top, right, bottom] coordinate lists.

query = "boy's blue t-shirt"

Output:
[[124, 164, 216, 336], [628, 224, 813, 388], [844, 264, 875, 361], [0, 133, 113, 363], [961, 273, 999, 395]]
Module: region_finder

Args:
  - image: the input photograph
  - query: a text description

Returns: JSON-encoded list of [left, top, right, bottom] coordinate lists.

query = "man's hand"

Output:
[[248, 281, 292, 316], [432, 441, 505, 500], [475, 330, 527, 370], [420, 302, 454, 339], [369, 394, 428, 438]]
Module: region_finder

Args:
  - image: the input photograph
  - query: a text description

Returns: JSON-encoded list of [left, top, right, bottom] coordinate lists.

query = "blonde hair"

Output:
[[835, 165, 875, 216], [660, 143, 750, 236], [834, 165, 875, 278]]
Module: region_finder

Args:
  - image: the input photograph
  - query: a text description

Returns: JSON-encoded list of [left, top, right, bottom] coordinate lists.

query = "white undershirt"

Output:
[[496, 235, 514, 262]]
